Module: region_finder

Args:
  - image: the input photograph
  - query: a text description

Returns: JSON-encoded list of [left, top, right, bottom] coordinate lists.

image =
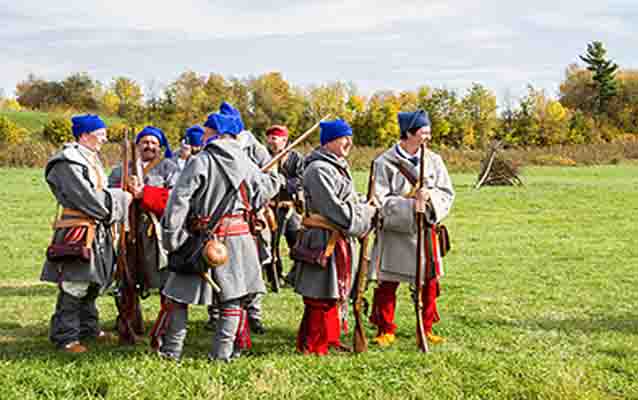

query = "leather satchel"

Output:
[[436, 224, 451, 257], [46, 243, 92, 263], [167, 233, 209, 274]]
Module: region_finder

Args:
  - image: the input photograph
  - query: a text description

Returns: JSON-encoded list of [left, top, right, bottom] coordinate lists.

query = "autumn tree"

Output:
[[60, 73, 98, 110], [460, 83, 498, 148], [16, 74, 64, 109], [112, 77, 144, 121], [248, 72, 305, 137]]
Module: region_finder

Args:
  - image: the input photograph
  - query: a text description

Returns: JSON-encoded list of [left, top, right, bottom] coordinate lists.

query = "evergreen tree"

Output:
[[579, 41, 618, 115]]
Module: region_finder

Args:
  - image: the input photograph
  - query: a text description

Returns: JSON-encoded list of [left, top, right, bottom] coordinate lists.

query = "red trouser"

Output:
[[369, 279, 440, 335], [296, 297, 341, 355]]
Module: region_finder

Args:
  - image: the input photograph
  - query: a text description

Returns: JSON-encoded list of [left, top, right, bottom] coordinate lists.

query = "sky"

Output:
[[1, 0, 637, 103]]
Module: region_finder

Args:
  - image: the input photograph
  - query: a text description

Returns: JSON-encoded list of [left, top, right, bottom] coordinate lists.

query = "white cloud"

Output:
[[1, 0, 636, 101], [3, 0, 460, 37]]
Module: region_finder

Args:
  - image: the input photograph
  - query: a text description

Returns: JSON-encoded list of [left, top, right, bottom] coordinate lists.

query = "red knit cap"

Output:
[[266, 125, 289, 137]]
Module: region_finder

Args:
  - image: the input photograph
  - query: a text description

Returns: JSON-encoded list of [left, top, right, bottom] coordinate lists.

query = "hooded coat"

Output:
[[40, 143, 129, 291], [160, 138, 282, 305], [369, 144, 455, 283]]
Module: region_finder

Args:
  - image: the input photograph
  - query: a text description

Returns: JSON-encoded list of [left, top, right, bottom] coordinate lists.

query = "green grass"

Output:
[[0, 110, 54, 133], [1, 165, 637, 399], [0, 110, 123, 134]]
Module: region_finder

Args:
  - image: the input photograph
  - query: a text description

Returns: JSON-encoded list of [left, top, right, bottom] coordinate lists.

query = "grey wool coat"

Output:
[[41, 143, 130, 291], [293, 147, 375, 300], [238, 130, 271, 168], [369, 144, 455, 284], [108, 158, 180, 289], [161, 138, 283, 305]]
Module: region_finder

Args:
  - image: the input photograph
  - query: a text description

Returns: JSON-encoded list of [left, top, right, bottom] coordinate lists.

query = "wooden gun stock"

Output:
[[115, 129, 145, 345], [415, 143, 429, 353], [353, 159, 377, 353]]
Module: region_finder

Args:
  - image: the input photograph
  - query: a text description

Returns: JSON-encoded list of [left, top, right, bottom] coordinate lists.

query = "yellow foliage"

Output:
[[42, 117, 73, 145], [546, 101, 567, 120], [1, 99, 22, 111], [0, 116, 27, 144], [101, 91, 120, 115]]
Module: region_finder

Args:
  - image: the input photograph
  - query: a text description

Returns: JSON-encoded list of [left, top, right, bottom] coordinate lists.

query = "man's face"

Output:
[[324, 135, 353, 158], [82, 128, 108, 152], [266, 134, 288, 154], [406, 126, 432, 148], [191, 146, 203, 155], [137, 135, 161, 162]]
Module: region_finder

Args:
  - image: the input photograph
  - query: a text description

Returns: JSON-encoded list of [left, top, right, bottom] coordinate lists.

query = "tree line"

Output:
[[3, 41, 637, 148]]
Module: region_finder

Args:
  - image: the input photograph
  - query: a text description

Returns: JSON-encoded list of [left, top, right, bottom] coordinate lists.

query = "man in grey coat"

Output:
[[41, 114, 132, 353], [293, 119, 376, 355], [108, 126, 180, 294], [109, 126, 179, 292], [150, 103, 282, 361], [368, 109, 455, 347], [206, 113, 273, 335]]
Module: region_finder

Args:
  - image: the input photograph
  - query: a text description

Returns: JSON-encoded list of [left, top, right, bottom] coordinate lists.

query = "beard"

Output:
[[141, 147, 160, 161]]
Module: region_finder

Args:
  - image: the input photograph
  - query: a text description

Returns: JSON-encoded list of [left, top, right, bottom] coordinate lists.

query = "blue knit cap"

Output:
[[71, 114, 106, 138], [398, 109, 430, 136], [204, 102, 243, 135], [320, 119, 353, 146], [185, 125, 204, 146], [219, 101, 244, 132], [136, 126, 173, 158]]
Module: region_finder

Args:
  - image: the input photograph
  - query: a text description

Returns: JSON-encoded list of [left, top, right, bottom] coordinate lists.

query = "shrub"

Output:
[[0, 116, 28, 144], [0, 99, 22, 111], [42, 117, 73, 144]]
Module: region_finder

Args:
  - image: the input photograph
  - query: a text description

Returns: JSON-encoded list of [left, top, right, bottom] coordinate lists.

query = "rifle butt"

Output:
[[353, 325, 368, 353], [415, 214, 429, 353]]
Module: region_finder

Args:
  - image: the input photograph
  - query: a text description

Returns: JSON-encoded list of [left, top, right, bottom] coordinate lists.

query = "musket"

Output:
[[261, 115, 331, 172], [415, 143, 429, 353], [353, 159, 377, 353], [268, 158, 282, 293], [115, 129, 144, 344], [129, 136, 148, 298]]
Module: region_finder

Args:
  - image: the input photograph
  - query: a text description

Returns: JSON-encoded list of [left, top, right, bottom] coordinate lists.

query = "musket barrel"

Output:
[[261, 115, 331, 172]]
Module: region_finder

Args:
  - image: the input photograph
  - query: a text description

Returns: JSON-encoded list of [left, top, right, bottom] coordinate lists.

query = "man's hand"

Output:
[[415, 187, 430, 213], [123, 191, 134, 206], [128, 175, 144, 199]]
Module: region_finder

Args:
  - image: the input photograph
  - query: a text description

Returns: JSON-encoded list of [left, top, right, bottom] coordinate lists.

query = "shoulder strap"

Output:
[[142, 158, 161, 176], [388, 159, 417, 187], [239, 182, 251, 212]]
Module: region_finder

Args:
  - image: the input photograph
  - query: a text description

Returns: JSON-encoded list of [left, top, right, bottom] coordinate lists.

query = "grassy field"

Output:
[[0, 165, 637, 399], [0, 110, 123, 134]]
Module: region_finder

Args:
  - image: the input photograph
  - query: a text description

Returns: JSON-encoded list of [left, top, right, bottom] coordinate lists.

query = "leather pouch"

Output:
[[290, 243, 328, 268], [436, 224, 451, 257], [46, 244, 92, 263]]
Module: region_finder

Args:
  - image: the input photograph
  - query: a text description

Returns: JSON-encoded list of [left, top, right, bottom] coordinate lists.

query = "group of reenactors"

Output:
[[40, 102, 455, 361]]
